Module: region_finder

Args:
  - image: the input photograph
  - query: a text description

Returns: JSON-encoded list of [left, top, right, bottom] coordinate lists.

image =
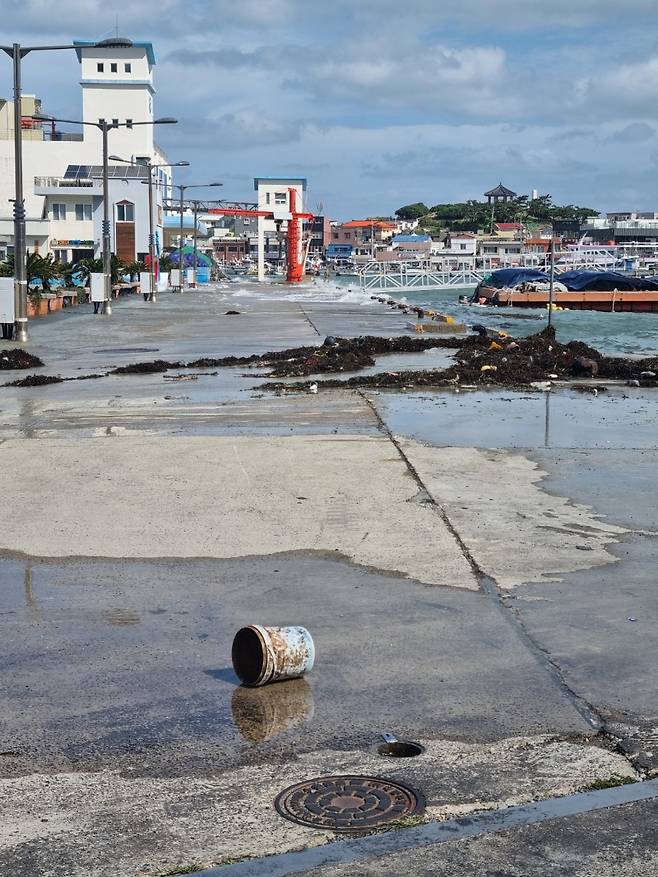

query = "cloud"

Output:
[[607, 122, 656, 143], [578, 56, 658, 117], [3, 0, 658, 218], [168, 110, 304, 149]]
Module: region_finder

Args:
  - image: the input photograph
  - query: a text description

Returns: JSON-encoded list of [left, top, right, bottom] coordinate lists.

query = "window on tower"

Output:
[[110, 62, 118, 73], [125, 63, 131, 73], [97, 62, 104, 73], [116, 202, 135, 222]]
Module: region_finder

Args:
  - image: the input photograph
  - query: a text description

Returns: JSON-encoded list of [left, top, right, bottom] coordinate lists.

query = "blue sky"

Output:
[[3, 0, 658, 219]]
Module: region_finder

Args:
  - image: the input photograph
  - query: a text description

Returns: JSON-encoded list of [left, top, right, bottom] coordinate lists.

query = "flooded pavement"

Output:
[[370, 385, 658, 450], [1, 286, 658, 875], [0, 552, 597, 778]]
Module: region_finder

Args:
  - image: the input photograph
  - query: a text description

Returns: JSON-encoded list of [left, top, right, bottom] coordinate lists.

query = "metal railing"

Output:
[[34, 176, 97, 188], [358, 261, 485, 291]]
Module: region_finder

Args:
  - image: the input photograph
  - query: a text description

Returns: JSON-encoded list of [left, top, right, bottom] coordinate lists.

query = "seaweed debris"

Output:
[[258, 327, 658, 391], [0, 349, 44, 370], [106, 336, 463, 378], [4, 374, 64, 387]]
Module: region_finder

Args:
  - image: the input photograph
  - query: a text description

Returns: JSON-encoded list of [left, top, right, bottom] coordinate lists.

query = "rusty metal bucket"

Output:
[[231, 624, 315, 687]]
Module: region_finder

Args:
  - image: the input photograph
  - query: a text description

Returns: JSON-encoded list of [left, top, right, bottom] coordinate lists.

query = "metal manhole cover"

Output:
[[274, 774, 424, 832], [95, 347, 160, 354]]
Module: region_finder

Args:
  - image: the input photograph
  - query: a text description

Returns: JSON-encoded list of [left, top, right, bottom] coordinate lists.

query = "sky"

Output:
[[3, 0, 658, 220]]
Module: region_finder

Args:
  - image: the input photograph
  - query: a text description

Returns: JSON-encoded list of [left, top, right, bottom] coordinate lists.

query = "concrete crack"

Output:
[[358, 390, 623, 744]]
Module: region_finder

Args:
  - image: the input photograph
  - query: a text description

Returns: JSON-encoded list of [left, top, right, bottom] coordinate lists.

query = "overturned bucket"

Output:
[[232, 625, 315, 687]]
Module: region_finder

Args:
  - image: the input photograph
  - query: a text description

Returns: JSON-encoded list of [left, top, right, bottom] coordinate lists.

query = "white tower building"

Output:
[[0, 38, 172, 264], [76, 40, 157, 161]]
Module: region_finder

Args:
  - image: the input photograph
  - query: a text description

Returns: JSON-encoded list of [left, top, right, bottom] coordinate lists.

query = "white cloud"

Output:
[[578, 56, 658, 117]]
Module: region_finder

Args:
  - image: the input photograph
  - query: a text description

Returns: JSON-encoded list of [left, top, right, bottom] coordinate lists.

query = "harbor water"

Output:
[[232, 276, 658, 358]]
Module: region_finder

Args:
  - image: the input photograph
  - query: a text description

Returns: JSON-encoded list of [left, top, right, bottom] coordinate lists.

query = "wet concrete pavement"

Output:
[[1, 285, 657, 875]]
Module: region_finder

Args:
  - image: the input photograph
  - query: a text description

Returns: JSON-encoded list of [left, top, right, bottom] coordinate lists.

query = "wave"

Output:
[[227, 278, 375, 305]]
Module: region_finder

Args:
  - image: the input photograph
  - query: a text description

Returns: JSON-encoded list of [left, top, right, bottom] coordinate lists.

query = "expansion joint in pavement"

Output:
[[296, 304, 322, 337], [359, 390, 611, 739]]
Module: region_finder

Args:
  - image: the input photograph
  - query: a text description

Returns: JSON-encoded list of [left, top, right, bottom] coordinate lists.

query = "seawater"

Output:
[[232, 277, 658, 358]]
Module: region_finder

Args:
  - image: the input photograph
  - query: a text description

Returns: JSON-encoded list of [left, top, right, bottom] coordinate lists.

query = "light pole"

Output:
[[0, 37, 131, 341], [35, 115, 176, 314], [191, 200, 200, 287], [170, 183, 222, 291], [110, 156, 189, 301]]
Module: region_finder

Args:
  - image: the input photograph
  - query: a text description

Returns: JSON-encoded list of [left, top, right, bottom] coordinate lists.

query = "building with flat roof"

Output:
[[0, 38, 172, 264]]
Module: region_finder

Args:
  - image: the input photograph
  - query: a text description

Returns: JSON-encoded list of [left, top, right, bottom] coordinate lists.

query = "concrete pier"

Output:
[[0, 285, 657, 876]]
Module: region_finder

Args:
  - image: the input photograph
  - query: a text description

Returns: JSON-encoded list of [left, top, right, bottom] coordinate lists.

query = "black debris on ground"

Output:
[[111, 359, 185, 375], [107, 336, 463, 378], [258, 327, 658, 391], [0, 349, 44, 370], [4, 374, 63, 387]]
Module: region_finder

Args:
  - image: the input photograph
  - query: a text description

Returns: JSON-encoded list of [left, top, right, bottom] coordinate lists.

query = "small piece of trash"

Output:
[[627, 617, 638, 622], [309, 383, 318, 394], [576, 544, 594, 551]]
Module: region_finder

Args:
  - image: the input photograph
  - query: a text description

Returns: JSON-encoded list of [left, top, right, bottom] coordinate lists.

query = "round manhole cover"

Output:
[[274, 774, 424, 832]]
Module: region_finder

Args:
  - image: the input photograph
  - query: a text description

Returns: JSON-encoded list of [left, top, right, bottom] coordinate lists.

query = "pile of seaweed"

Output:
[[0, 349, 44, 370], [108, 335, 463, 377], [4, 374, 63, 387], [260, 327, 658, 391], [3, 330, 658, 392]]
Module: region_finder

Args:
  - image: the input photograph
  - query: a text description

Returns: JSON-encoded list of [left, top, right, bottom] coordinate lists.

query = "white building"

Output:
[[0, 38, 172, 264], [426, 233, 478, 269], [254, 177, 306, 280]]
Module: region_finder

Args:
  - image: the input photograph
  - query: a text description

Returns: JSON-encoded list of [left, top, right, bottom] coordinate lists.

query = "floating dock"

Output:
[[477, 287, 658, 312]]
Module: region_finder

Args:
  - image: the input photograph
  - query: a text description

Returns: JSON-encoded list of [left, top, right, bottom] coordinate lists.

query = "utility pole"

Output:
[[192, 200, 199, 287], [548, 235, 555, 329], [10, 44, 27, 340], [101, 120, 112, 314]]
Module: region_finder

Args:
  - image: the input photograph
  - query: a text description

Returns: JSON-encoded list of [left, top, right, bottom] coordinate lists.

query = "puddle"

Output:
[[231, 678, 315, 743], [372, 386, 658, 450]]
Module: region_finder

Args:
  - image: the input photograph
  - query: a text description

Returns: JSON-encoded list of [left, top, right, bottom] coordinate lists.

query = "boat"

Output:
[[473, 269, 658, 313]]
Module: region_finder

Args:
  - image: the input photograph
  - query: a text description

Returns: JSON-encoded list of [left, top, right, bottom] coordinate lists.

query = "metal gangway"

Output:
[[358, 261, 485, 292]]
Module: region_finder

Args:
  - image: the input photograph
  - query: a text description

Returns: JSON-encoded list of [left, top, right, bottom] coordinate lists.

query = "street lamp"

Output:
[[0, 37, 133, 341], [35, 114, 176, 314], [110, 155, 189, 301], [170, 183, 222, 291]]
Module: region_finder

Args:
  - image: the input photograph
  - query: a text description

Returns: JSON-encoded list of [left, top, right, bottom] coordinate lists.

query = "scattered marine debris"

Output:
[[259, 327, 658, 392], [0, 349, 44, 370], [3, 328, 658, 392], [4, 374, 64, 387]]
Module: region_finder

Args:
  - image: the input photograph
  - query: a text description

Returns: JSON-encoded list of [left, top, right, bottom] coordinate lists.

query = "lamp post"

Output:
[[170, 183, 222, 291], [110, 156, 189, 301], [35, 114, 176, 314], [0, 38, 133, 341], [191, 200, 200, 287]]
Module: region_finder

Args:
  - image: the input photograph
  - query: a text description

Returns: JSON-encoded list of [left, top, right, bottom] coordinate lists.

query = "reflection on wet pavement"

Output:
[[231, 678, 315, 743], [372, 386, 658, 450], [102, 608, 141, 626]]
